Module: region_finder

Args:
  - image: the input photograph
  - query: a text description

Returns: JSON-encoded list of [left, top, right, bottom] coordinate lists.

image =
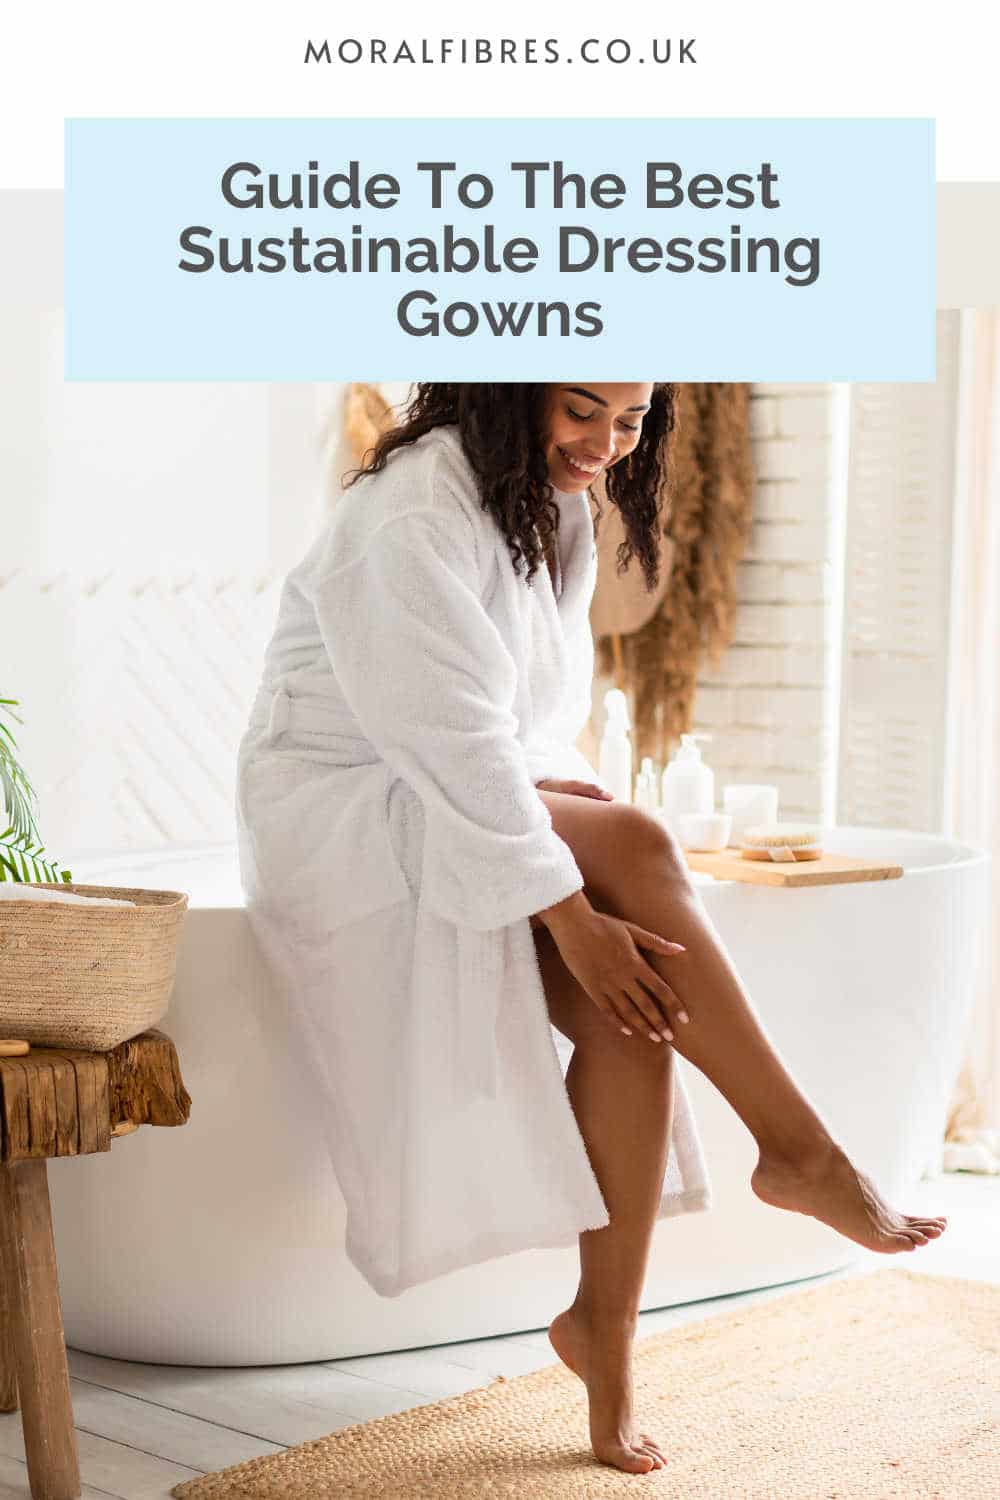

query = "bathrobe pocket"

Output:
[[238, 747, 413, 934]]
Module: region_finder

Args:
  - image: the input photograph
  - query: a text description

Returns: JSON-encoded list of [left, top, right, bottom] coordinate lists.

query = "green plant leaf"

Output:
[[0, 698, 71, 884]]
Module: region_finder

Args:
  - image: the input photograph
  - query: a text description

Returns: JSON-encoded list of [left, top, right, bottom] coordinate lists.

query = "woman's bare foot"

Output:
[[751, 1139, 948, 1252], [548, 1305, 666, 1475]]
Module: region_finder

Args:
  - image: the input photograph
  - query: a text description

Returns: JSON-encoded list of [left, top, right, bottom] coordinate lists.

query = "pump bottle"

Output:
[[660, 733, 714, 837], [633, 756, 660, 811], [598, 689, 633, 803]]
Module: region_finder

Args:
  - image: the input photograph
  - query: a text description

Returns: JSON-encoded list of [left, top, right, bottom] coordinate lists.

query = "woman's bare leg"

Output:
[[537, 789, 948, 1254], [531, 919, 672, 1474]]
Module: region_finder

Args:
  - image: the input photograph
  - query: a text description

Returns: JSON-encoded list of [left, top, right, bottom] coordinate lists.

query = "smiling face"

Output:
[[541, 382, 654, 492]]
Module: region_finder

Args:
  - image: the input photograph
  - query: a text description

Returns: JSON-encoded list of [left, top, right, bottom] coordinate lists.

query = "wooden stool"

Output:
[[0, 1029, 191, 1500]]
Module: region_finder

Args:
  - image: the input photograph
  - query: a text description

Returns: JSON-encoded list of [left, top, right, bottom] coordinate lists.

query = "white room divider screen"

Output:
[[837, 312, 962, 833], [2, 307, 338, 854]]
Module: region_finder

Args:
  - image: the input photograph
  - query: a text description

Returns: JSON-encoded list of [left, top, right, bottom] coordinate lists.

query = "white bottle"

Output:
[[660, 733, 714, 838], [633, 756, 659, 811], [598, 689, 633, 803]]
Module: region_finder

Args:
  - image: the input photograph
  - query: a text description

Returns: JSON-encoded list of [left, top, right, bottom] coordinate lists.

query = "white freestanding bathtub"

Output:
[[49, 827, 989, 1365]]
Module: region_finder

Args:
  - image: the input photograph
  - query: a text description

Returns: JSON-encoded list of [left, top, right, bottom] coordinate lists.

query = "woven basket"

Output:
[[0, 883, 188, 1051]]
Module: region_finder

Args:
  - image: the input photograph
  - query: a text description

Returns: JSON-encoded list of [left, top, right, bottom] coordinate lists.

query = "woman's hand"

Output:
[[535, 778, 613, 800], [537, 890, 688, 1043]]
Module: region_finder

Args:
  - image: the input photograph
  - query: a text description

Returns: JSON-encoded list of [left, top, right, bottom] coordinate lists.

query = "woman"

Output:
[[236, 382, 946, 1477]]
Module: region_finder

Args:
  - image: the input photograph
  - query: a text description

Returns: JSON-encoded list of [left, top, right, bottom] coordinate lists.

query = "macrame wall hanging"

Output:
[[590, 384, 755, 766], [344, 382, 396, 469]]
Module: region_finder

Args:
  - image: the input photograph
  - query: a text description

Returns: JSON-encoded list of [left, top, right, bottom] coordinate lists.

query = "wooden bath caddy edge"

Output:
[[682, 849, 904, 887]]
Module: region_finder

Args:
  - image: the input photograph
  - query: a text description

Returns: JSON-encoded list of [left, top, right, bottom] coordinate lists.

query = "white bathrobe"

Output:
[[235, 423, 712, 1298]]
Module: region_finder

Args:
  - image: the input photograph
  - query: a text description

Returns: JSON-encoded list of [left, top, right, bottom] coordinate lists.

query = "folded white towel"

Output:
[[0, 886, 137, 907]]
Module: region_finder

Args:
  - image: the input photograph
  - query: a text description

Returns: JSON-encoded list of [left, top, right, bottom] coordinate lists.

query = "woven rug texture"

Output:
[[170, 1269, 999, 1499]]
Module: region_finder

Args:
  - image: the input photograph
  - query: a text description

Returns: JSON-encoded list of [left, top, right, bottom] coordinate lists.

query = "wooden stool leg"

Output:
[[0, 1161, 81, 1500], [0, 1194, 17, 1412]]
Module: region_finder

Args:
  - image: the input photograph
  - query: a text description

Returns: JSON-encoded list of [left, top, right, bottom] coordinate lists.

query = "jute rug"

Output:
[[170, 1269, 999, 1499]]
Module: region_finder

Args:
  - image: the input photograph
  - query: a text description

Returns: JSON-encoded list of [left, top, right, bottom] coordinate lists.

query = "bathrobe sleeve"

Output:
[[311, 508, 586, 932], [524, 739, 610, 790], [522, 593, 609, 791], [521, 642, 606, 786]]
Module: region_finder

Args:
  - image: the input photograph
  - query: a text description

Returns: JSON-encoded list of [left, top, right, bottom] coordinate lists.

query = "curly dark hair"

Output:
[[341, 383, 677, 590]]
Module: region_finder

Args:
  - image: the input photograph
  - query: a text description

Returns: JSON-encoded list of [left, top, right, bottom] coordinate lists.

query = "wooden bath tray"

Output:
[[683, 848, 903, 887]]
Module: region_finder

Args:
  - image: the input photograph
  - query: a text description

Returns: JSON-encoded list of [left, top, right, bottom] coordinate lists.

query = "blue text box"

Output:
[[65, 117, 935, 381]]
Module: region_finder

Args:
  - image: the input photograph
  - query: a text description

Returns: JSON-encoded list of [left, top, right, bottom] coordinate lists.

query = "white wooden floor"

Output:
[[1, 1173, 996, 1499]]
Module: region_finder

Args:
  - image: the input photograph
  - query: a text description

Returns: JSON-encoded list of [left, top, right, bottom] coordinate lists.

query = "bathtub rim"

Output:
[[59, 825, 992, 912]]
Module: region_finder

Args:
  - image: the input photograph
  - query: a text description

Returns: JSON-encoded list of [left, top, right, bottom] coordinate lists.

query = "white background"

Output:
[[1, 1, 998, 186]]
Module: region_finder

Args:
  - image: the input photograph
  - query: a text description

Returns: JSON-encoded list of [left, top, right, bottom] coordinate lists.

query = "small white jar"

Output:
[[677, 811, 732, 852]]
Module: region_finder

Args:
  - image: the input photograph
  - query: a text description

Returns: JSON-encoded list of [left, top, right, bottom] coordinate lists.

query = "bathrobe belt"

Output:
[[248, 682, 503, 1105], [248, 683, 381, 764]]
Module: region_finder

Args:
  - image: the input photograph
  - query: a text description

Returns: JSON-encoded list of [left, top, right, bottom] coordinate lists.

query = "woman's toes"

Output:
[[597, 1441, 656, 1474]]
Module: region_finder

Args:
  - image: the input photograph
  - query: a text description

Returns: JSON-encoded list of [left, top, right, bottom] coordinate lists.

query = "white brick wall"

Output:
[[690, 385, 842, 821]]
